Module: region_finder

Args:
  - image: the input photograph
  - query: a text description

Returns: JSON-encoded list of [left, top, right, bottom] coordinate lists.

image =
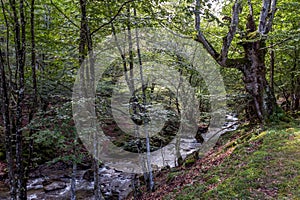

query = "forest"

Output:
[[0, 0, 299, 199]]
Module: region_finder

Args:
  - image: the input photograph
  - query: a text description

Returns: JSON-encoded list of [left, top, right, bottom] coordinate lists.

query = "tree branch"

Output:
[[91, 0, 135, 35], [247, 0, 254, 17], [194, 0, 201, 32], [194, 0, 244, 69], [195, 31, 220, 61], [260, 36, 294, 50], [50, 0, 79, 29], [265, 0, 277, 34], [159, 21, 193, 39], [220, 0, 242, 65], [194, 0, 219, 60], [258, 0, 271, 34]]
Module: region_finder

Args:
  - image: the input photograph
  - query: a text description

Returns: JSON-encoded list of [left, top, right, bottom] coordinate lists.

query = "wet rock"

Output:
[[76, 190, 95, 200], [27, 178, 44, 190], [44, 181, 66, 192], [0, 181, 9, 200], [183, 151, 198, 167], [83, 169, 93, 181], [195, 125, 208, 143]]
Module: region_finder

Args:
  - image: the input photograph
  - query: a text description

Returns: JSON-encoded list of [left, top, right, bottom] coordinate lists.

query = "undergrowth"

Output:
[[171, 121, 300, 199]]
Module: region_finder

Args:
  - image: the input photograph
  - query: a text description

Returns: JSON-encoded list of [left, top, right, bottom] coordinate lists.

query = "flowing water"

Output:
[[0, 114, 238, 200]]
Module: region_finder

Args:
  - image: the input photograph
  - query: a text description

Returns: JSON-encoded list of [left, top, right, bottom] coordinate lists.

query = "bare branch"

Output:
[[194, 0, 244, 69], [194, 0, 201, 32], [50, 0, 79, 29], [220, 0, 242, 65], [258, 0, 271, 34], [265, 0, 277, 34], [91, 0, 135, 35], [195, 31, 220, 61], [159, 21, 192, 39], [247, 0, 254, 17], [194, 0, 219, 60], [260, 36, 294, 50]]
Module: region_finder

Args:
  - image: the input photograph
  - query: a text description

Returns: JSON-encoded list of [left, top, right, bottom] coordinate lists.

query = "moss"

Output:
[[207, 175, 221, 184], [166, 171, 181, 183], [0, 151, 5, 161], [183, 158, 195, 167], [171, 123, 300, 199], [175, 184, 206, 200]]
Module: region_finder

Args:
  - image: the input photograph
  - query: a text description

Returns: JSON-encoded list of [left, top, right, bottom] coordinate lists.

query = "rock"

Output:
[[83, 169, 93, 181], [76, 190, 95, 200], [195, 124, 208, 143], [183, 151, 199, 167], [44, 181, 66, 192], [178, 155, 184, 166], [183, 158, 196, 167]]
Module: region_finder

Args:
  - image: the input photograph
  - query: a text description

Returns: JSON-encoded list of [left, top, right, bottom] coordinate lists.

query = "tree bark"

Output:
[[292, 47, 299, 110], [134, 5, 155, 191], [1, 1, 17, 199], [1, 47, 17, 200], [239, 41, 277, 121], [194, 0, 278, 122], [79, 0, 102, 199], [26, 0, 37, 187], [270, 44, 275, 91], [10, 0, 27, 198]]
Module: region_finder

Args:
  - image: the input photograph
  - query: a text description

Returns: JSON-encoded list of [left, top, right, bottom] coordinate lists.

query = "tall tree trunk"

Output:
[[1, 1, 16, 199], [240, 41, 277, 121], [26, 0, 37, 185], [292, 47, 299, 110], [79, 0, 102, 199], [109, 2, 148, 195], [10, 0, 27, 198], [269, 44, 275, 91], [134, 6, 155, 191], [71, 154, 77, 200], [1, 47, 16, 200]]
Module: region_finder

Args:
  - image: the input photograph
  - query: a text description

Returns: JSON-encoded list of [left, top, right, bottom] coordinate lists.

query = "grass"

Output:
[[130, 120, 300, 200], [170, 121, 300, 199]]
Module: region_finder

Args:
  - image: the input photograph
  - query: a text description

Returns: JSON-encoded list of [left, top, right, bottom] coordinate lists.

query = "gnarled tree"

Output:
[[194, 0, 278, 122]]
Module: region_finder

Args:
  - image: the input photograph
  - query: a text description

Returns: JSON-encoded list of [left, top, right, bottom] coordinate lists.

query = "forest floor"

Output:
[[130, 119, 300, 200]]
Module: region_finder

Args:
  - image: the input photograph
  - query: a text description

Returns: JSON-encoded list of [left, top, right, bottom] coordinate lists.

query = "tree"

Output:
[[6, 0, 27, 198], [268, 0, 300, 112], [193, 0, 278, 122], [107, 0, 155, 191]]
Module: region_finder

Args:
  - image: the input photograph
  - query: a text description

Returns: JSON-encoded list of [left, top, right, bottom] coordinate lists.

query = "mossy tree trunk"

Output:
[[240, 40, 277, 121], [194, 0, 278, 123]]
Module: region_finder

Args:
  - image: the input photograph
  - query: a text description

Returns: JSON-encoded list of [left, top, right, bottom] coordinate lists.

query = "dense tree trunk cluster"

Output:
[[1, 0, 29, 199]]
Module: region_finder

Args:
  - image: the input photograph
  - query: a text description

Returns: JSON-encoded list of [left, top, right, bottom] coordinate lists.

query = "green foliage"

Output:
[[2, 1, 300, 198], [29, 129, 65, 163], [31, 129, 65, 147], [0, 151, 5, 161]]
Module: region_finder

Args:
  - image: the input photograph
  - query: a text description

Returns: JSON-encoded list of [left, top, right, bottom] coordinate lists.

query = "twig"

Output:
[[159, 21, 193, 39], [50, 0, 79, 29], [260, 36, 295, 50], [91, 0, 135, 35]]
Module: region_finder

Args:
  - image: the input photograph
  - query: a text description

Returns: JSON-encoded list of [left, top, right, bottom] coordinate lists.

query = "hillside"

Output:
[[131, 120, 300, 199]]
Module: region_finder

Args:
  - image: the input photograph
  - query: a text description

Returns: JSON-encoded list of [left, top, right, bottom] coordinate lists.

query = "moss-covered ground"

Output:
[[133, 119, 300, 200]]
